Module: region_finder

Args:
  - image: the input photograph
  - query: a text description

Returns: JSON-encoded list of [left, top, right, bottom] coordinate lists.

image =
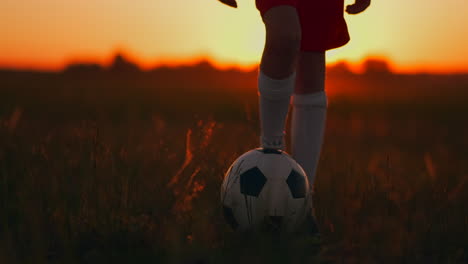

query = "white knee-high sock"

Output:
[[291, 91, 327, 188], [258, 70, 296, 150]]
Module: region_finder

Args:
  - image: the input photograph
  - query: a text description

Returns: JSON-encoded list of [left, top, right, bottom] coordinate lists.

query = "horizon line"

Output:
[[1, 53, 468, 75]]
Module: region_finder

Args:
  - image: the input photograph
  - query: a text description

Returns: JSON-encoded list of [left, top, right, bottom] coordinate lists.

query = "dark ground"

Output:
[[0, 59, 467, 263]]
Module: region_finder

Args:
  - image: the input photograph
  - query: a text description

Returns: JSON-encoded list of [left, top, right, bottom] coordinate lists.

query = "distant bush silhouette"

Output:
[[327, 61, 353, 77], [362, 57, 392, 74], [108, 53, 141, 73]]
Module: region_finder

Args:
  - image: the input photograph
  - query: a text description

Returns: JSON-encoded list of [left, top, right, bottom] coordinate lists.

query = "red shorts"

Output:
[[256, 0, 350, 51]]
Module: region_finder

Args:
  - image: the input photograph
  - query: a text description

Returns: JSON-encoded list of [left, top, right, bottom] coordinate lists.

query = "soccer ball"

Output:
[[221, 148, 312, 233]]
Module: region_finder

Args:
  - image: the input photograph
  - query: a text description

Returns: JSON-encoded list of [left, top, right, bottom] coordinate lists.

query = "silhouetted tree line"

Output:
[[1, 52, 467, 122], [62, 52, 395, 76]]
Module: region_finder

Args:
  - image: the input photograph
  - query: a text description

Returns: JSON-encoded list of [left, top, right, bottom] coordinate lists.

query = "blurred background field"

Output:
[[0, 55, 467, 263]]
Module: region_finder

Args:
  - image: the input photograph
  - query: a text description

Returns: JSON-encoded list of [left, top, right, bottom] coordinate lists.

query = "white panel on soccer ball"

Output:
[[256, 153, 291, 218]]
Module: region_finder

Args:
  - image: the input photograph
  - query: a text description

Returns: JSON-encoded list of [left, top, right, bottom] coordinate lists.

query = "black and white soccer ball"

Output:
[[221, 148, 313, 233]]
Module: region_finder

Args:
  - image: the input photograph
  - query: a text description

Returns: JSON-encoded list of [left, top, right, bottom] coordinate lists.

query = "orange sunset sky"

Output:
[[1, 0, 468, 73]]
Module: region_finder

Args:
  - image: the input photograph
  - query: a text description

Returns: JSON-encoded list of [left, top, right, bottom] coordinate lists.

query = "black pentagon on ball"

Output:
[[286, 170, 306, 198], [223, 206, 239, 230], [240, 167, 267, 197]]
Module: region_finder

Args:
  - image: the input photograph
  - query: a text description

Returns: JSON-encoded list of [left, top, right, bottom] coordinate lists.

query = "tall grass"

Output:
[[0, 70, 467, 263]]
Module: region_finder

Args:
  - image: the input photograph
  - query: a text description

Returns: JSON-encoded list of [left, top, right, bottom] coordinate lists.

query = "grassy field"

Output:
[[0, 66, 467, 263]]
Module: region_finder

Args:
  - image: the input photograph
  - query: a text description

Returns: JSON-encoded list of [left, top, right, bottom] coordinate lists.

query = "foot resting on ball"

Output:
[[260, 136, 285, 151]]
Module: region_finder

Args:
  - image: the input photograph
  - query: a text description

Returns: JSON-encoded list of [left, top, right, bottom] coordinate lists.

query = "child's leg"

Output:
[[291, 51, 327, 188], [258, 5, 301, 149]]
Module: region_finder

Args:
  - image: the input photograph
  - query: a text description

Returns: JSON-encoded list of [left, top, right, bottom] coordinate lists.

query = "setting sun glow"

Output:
[[1, 0, 467, 73]]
